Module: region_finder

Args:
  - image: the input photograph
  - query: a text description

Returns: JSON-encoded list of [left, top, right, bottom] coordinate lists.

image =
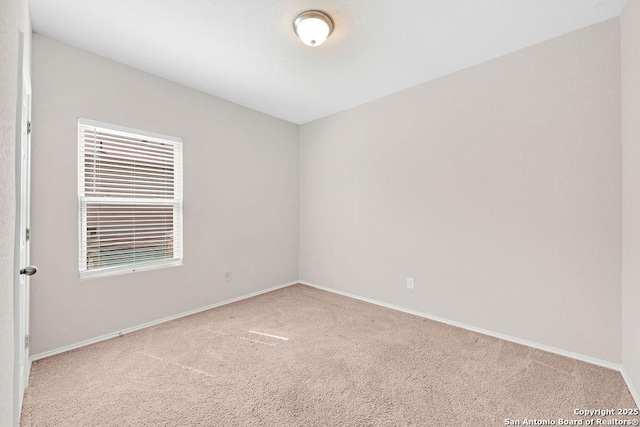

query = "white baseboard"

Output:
[[30, 281, 299, 362], [30, 277, 640, 410], [298, 281, 622, 372], [621, 366, 640, 408], [26, 358, 31, 387]]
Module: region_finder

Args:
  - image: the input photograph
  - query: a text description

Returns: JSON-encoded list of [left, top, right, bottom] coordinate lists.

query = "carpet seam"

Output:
[[30, 280, 299, 362]]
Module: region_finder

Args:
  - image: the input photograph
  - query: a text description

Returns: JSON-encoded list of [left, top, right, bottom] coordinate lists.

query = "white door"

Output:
[[15, 31, 34, 424]]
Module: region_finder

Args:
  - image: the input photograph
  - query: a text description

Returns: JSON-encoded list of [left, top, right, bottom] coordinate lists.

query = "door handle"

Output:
[[20, 266, 37, 276]]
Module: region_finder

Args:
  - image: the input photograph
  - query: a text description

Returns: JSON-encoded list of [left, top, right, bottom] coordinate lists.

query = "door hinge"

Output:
[[27, 121, 32, 135], [25, 227, 30, 241], [25, 335, 30, 349]]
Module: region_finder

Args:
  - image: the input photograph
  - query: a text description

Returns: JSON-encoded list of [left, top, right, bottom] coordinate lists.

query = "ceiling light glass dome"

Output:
[[294, 10, 334, 47]]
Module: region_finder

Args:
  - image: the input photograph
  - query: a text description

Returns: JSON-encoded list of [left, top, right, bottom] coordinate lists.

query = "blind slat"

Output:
[[82, 145, 175, 162], [80, 134, 178, 153], [82, 151, 175, 168], [87, 223, 173, 229], [82, 162, 176, 176], [80, 129, 179, 149], [83, 173, 175, 184]]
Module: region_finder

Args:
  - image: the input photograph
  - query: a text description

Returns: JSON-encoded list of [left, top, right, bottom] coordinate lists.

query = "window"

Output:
[[78, 118, 183, 278]]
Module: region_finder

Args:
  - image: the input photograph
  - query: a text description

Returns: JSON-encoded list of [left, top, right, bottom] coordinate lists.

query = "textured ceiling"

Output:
[[30, 0, 627, 124]]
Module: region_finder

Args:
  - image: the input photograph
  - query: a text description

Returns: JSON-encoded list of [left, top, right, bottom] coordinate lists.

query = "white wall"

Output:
[[29, 35, 299, 355], [300, 19, 622, 363], [0, 0, 31, 424], [621, 0, 640, 403]]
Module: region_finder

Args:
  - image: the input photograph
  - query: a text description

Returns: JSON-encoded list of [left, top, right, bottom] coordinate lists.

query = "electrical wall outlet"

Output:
[[406, 277, 415, 290], [225, 272, 232, 282]]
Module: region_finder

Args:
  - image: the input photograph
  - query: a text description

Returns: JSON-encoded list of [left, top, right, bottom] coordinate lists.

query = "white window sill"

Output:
[[79, 259, 183, 280]]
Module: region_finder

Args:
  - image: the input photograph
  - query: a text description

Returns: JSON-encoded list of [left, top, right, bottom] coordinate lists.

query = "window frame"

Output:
[[77, 118, 183, 279]]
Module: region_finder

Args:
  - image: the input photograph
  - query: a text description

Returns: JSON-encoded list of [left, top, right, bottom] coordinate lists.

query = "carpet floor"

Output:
[[21, 284, 637, 426]]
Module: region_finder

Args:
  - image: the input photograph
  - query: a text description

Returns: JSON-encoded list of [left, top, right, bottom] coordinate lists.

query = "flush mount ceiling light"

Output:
[[293, 10, 334, 47]]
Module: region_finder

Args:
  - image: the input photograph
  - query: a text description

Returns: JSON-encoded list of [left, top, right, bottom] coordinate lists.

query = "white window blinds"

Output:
[[78, 118, 183, 278]]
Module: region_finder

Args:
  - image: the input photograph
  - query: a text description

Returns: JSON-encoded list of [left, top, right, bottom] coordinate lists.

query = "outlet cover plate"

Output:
[[407, 277, 415, 290]]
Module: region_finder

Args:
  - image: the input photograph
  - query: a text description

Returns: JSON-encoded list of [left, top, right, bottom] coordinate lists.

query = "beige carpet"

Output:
[[21, 284, 637, 426]]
